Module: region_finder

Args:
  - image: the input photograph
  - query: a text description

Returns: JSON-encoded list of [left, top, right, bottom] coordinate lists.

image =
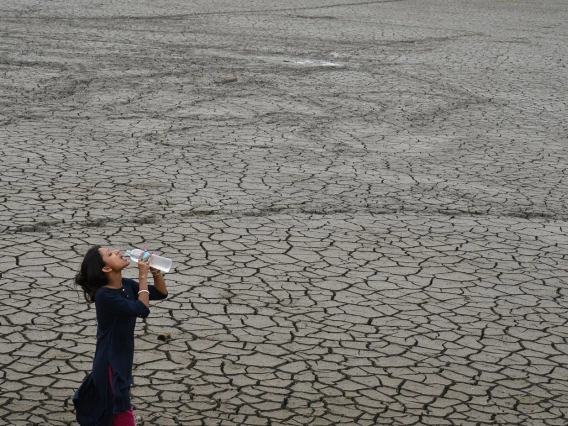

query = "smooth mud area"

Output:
[[1, 0, 567, 425]]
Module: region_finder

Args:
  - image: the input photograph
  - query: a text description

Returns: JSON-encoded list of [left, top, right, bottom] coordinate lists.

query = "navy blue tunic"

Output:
[[73, 278, 167, 426]]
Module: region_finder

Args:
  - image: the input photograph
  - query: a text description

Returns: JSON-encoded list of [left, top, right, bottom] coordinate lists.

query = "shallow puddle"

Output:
[[257, 56, 345, 67]]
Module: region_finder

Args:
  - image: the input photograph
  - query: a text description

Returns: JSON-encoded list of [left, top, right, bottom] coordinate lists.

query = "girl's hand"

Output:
[[137, 251, 152, 276]]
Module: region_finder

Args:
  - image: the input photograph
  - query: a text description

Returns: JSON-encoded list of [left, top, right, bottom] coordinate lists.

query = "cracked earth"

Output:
[[1, 0, 568, 425]]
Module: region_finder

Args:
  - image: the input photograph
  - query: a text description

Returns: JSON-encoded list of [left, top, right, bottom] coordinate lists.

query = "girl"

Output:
[[73, 246, 168, 426]]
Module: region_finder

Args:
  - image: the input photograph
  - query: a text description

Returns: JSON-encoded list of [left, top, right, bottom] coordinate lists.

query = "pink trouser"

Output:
[[111, 409, 135, 426], [108, 365, 136, 426]]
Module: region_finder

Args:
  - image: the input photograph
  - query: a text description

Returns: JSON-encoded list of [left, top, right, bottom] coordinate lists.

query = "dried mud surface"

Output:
[[1, 0, 568, 425]]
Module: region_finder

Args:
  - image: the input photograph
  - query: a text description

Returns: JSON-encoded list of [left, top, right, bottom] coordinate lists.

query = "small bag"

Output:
[[73, 372, 113, 426]]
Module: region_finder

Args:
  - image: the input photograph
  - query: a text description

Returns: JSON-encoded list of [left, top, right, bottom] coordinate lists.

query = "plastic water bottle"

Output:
[[124, 249, 172, 273]]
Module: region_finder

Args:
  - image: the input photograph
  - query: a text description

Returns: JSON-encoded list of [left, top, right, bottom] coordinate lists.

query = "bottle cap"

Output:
[[124, 250, 131, 257]]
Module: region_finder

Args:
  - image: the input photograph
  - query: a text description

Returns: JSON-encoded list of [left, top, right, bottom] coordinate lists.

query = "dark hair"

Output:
[[75, 245, 108, 303]]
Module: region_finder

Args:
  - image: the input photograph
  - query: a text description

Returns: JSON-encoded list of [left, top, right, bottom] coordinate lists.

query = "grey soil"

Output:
[[1, 0, 567, 425]]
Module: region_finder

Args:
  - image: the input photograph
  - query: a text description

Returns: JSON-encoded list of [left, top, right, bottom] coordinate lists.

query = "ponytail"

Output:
[[75, 245, 108, 303]]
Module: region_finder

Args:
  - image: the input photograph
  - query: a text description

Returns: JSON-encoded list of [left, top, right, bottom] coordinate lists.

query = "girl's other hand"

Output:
[[137, 251, 152, 276]]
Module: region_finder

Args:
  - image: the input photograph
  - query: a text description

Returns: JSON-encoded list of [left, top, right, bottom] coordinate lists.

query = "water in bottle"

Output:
[[124, 249, 172, 273]]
